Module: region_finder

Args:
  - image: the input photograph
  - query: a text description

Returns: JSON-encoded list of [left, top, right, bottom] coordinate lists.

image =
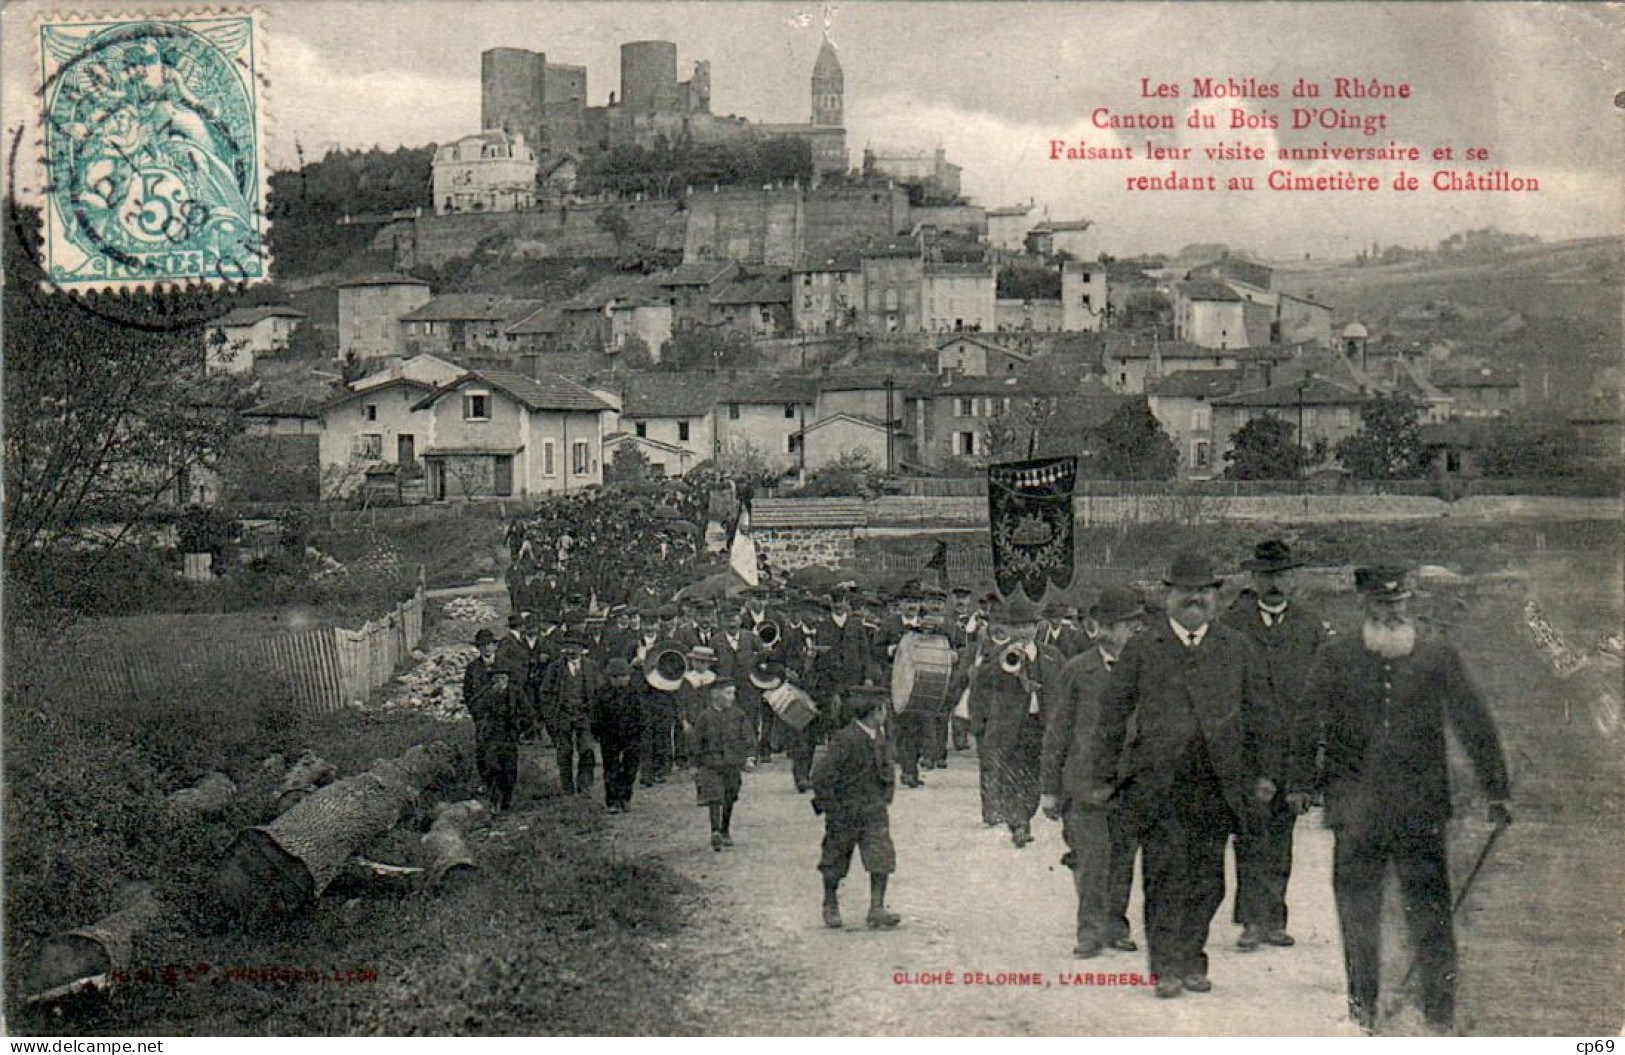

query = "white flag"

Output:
[[729, 505, 760, 588]]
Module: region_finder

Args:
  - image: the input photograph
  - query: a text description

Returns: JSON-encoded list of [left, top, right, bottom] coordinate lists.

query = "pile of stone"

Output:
[[355, 644, 479, 722], [443, 596, 499, 623]]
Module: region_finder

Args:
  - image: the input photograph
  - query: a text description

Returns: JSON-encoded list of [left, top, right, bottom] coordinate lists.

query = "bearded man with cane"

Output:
[[1304, 564, 1511, 1035]]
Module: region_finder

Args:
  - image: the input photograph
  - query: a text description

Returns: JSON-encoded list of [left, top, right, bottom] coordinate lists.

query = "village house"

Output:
[[320, 376, 440, 495], [432, 130, 539, 215], [926, 374, 1127, 466], [1061, 260, 1109, 332], [243, 393, 324, 437], [337, 273, 432, 362], [655, 260, 738, 332], [208, 305, 306, 375], [860, 241, 925, 333], [709, 271, 792, 338], [715, 374, 819, 469], [792, 412, 906, 473], [812, 373, 934, 469], [1430, 361, 1524, 418], [862, 146, 962, 198], [351, 352, 465, 393], [503, 306, 566, 353], [401, 293, 543, 359], [1101, 335, 1247, 394], [1173, 279, 1249, 350], [558, 274, 673, 355], [1211, 375, 1370, 459], [922, 262, 995, 333], [1147, 369, 1245, 479], [611, 373, 718, 477], [935, 334, 1031, 376], [791, 250, 862, 334], [411, 370, 611, 499], [1026, 219, 1095, 260], [1278, 291, 1333, 348]]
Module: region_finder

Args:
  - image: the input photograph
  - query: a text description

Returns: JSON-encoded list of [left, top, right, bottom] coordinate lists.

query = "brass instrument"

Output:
[[754, 619, 781, 649], [999, 643, 1027, 674], [642, 640, 689, 692]]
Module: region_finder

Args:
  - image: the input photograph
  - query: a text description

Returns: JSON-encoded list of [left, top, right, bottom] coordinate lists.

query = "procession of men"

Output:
[[466, 507, 1512, 1036]]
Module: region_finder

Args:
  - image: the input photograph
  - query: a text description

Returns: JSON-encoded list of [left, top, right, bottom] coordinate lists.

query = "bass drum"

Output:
[[891, 633, 955, 714]]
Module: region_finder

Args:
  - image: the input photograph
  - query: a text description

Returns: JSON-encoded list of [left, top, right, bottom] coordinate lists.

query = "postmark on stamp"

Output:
[[37, 10, 268, 290]]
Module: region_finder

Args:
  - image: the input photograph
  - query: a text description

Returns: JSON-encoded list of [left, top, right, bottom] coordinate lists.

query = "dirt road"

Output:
[[592, 752, 1360, 1036]]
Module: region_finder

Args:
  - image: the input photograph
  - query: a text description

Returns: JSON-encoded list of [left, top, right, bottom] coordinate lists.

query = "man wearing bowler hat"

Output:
[[1304, 564, 1510, 1034], [465, 627, 520, 811], [1092, 552, 1281, 999], [1043, 586, 1148, 957], [538, 633, 603, 795], [1221, 539, 1331, 951]]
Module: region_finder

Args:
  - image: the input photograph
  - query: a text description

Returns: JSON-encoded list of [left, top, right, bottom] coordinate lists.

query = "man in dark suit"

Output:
[[1305, 565, 1511, 1035], [1219, 538, 1329, 952], [493, 611, 550, 743], [1042, 586, 1146, 957], [810, 685, 901, 930], [810, 588, 876, 724], [1092, 552, 1281, 999], [537, 634, 603, 795], [1039, 600, 1088, 659], [969, 591, 1066, 849], [464, 628, 519, 811]]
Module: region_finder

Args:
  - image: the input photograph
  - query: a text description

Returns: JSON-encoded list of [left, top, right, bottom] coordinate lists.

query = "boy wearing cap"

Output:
[[1042, 587, 1147, 957], [692, 680, 755, 850], [592, 657, 649, 813], [465, 628, 520, 811], [810, 685, 902, 930], [1304, 564, 1510, 1034], [1220, 539, 1329, 952]]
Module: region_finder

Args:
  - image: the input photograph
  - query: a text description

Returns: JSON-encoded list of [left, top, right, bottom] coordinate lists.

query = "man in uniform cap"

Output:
[[1092, 551, 1280, 999], [538, 633, 603, 795], [1043, 586, 1147, 956], [810, 685, 901, 930], [968, 590, 1066, 848], [1220, 539, 1329, 952], [1304, 564, 1510, 1034]]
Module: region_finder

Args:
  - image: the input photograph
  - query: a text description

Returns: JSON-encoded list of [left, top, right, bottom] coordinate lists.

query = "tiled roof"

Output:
[[712, 276, 791, 306], [245, 393, 323, 418], [1104, 337, 1235, 360], [506, 306, 563, 335], [400, 293, 541, 323], [412, 370, 611, 412], [336, 272, 430, 288], [1033, 219, 1093, 233], [1178, 279, 1243, 302], [1149, 369, 1244, 399], [792, 250, 863, 273], [1213, 377, 1368, 407], [751, 498, 867, 529], [561, 274, 668, 311], [618, 372, 718, 418], [816, 372, 937, 396], [325, 377, 435, 409], [924, 262, 992, 277], [656, 261, 736, 287], [216, 305, 305, 326], [1430, 363, 1521, 388], [721, 375, 820, 404], [987, 205, 1033, 217]]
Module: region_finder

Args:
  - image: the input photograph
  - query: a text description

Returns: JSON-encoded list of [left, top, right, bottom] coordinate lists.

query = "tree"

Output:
[[1476, 417, 1577, 477], [4, 203, 253, 616], [605, 443, 655, 487], [659, 327, 758, 372], [594, 207, 632, 254], [1093, 401, 1178, 480], [795, 450, 880, 497], [1224, 413, 1308, 479], [1336, 395, 1426, 480], [996, 265, 1062, 302], [616, 334, 656, 370]]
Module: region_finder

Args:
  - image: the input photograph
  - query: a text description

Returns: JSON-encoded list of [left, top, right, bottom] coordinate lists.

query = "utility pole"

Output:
[[884, 375, 896, 474]]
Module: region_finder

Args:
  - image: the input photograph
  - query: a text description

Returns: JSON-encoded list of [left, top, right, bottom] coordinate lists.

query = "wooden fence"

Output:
[[29, 573, 427, 714]]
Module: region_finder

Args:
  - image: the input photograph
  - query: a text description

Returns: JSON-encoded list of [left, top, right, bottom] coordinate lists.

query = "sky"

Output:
[[6, 1, 1623, 259]]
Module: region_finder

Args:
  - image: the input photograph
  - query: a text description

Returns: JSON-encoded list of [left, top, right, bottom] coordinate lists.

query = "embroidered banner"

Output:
[[987, 457, 1077, 601]]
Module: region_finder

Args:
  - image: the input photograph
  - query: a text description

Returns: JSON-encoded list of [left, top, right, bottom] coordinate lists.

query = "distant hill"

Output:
[[1276, 237, 1622, 410]]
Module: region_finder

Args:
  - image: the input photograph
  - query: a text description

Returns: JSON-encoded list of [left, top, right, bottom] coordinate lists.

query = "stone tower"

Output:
[[811, 36, 843, 127]]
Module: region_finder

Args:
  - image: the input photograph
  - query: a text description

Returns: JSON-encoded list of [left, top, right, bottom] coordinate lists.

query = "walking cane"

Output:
[[1390, 813, 1512, 1011]]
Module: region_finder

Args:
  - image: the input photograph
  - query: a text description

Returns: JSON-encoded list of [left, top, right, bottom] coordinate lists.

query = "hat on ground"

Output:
[[687, 644, 718, 664], [604, 657, 633, 677], [1355, 565, 1413, 601], [842, 684, 889, 717], [1091, 586, 1147, 626], [1164, 551, 1223, 590], [474, 628, 497, 645], [749, 660, 786, 691], [994, 590, 1042, 625], [1242, 539, 1304, 573]]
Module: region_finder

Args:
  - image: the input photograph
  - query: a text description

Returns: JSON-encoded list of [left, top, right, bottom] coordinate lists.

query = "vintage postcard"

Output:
[[2, 0, 1620, 1042]]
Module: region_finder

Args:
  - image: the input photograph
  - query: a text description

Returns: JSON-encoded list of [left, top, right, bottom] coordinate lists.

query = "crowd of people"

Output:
[[462, 531, 1512, 1036]]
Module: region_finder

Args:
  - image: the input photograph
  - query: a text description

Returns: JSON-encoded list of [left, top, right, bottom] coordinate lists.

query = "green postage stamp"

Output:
[[37, 10, 268, 289]]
